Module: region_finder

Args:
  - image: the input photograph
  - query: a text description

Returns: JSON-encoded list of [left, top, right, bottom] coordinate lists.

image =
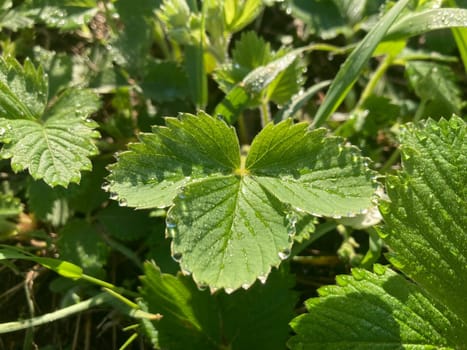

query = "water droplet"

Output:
[[167, 220, 177, 229], [258, 275, 268, 284], [6, 124, 12, 130], [0, 127, 5, 136], [109, 192, 118, 200], [197, 282, 208, 291], [101, 182, 111, 192], [278, 248, 291, 260], [181, 267, 191, 276], [172, 252, 182, 262], [224, 287, 235, 294], [118, 198, 128, 207], [241, 283, 250, 289]]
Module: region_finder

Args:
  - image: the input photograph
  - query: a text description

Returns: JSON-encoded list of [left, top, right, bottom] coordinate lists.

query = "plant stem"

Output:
[[0, 292, 111, 334], [260, 99, 271, 128], [356, 54, 393, 109]]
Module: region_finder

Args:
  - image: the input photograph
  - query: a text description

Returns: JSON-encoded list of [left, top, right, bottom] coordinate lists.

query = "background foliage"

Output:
[[0, 0, 465, 349]]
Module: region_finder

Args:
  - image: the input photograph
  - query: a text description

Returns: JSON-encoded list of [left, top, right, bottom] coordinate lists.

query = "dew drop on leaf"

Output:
[[224, 287, 235, 294], [172, 252, 182, 262], [197, 282, 208, 291], [258, 275, 268, 284], [278, 248, 291, 260], [109, 192, 118, 200], [0, 127, 5, 136], [101, 182, 111, 192], [118, 198, 128, 207]]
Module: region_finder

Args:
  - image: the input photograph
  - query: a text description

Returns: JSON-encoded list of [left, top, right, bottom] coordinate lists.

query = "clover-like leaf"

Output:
[[289, 116, 467, 348], [0, 56, 101, 187], [108, 112, 376, 291]]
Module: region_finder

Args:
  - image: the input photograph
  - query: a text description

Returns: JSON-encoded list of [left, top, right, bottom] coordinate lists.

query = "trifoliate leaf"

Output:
[[380, 116, 467, 322], [109, 112, 376, 291], [0, 56, 101, 187], [289, 265, 467, 349], [140, 262, 297, 350], [406, 61, 462, 118]]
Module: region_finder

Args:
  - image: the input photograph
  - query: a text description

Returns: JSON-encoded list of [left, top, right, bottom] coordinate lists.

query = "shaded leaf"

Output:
[[405, 61, 462, 118], [57, 219, 109, 277], [140, 262, 297, 350]]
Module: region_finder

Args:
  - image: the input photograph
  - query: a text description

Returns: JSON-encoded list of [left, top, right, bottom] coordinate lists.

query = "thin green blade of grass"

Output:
[[447, 0, 467, 72], [385, 8, 467, 41], [311, 0, 411, 128]]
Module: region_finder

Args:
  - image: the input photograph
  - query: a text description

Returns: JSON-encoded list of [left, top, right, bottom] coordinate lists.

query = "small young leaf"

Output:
[[405, 61, 462, 118], [223, 0, 263, 33], [109, 112, 375, 291], [215, 48, 304, 124]]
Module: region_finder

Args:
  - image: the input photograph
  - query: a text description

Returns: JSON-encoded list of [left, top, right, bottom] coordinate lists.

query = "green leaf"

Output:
[[405, 61, 462, 118], [0, 193, 22, 239], [0, 56, 101, 187], [215, 48, 304, 124], [385, 8, 467, 41], [107, 111, 240, 209], [112, 0, 160, 75], [109, 112, 375, 291], [0, 56, 48, 120], [0, 246, 83, 279], [288, 265, 467, 349], [447, 0, 467, 72], [289, 117, 467, 349], [380, 116, 467, 322], [273, 80, 331, 122], [140, 262, 297, 350], [141, 60, 190, 102], [96, 204, 155, 242], [312, 0, 411, 128], [284, 0, 350, 40], [185, 43, 208, 109], [57, 219, 109, 277], [246, 121, 376, 218], [223, 0, 263, 33]]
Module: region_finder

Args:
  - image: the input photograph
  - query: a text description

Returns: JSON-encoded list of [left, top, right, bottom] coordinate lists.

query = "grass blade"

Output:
[[311, 0, 411, 128]]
